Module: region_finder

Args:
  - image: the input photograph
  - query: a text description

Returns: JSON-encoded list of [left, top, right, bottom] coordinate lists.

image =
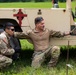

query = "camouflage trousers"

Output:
[[31, 46, 60, 68], [0, 55, 12, 69]]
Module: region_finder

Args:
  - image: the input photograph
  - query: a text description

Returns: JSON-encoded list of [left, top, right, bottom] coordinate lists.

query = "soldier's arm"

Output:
[[49, 30, 65, 37], [14, 32, 30, 39], [0, 40, 15, 56], [1, 48, 15, 56]]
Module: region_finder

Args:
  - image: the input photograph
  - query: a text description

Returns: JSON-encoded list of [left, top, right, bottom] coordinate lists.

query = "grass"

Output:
[[0, 2, 53, 8], [0, 49, 76, 75], [20, 39, 34, 50], [0, 1, 75, 9], [0, 39, 76, 75], [0, 1, 75, 12]]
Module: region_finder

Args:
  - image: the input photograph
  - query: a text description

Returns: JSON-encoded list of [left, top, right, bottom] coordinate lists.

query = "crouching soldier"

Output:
[[14, 17, 70, 69], [0, 22, 15, 69], [0, 22, 21, 61], [0, 39, 15, 69]]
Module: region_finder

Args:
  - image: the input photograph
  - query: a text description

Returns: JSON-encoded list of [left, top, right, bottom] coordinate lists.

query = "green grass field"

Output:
[[0, 39, 76, 75], [0, 47, 76, 75], [0, 1, 75, 9], [0, 1, 76, 12], [0, 1, 76, 75]]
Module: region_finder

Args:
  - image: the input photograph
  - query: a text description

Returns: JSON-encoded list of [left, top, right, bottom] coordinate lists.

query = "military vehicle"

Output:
[[0, 0, 76, 46]]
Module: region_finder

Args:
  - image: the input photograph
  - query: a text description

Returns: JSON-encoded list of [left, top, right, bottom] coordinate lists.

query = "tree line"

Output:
[[0, 0, 74, 2]]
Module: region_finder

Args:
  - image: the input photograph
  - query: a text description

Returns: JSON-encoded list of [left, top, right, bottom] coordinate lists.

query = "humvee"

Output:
[[0, 0, 76, 47]]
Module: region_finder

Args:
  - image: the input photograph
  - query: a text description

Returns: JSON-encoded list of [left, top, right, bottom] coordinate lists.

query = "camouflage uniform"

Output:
[[31, 46, 60, 68], [14, 28, 64, 68], [0, 32, 15, 69]]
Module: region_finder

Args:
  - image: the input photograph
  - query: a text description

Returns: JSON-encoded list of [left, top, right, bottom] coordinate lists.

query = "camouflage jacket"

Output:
[[0, 32, 15, 56]]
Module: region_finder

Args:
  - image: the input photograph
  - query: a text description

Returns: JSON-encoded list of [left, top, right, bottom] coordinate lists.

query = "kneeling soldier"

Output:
[[0, 39, 15, 69], [0, 22, 15, 69]]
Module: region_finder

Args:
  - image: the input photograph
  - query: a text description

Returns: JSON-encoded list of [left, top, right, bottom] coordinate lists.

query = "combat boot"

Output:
[[48, 57, 58, 68]]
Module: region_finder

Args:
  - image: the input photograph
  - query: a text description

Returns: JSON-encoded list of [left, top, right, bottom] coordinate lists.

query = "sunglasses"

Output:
[[10, 29, 15, 31], [7, 28, 15, 31]]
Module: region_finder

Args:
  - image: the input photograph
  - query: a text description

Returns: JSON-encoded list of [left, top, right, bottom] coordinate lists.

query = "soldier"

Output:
[[14, 17, 69, 68], [0, 22, 21, 60], [0, 22, 15, 69], [52, 0, 59, 8]]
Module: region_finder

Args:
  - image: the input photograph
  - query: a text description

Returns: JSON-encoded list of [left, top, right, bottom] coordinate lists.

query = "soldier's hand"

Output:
[[64, 31, 70, 36]]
